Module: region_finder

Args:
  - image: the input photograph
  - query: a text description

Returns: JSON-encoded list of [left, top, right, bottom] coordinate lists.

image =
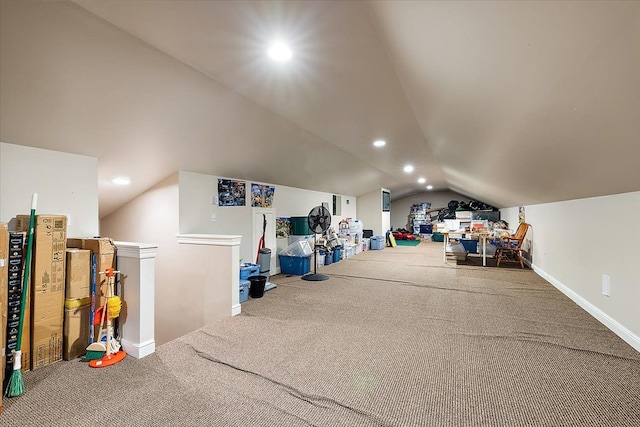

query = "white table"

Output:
[[442, 231, 491, 266]]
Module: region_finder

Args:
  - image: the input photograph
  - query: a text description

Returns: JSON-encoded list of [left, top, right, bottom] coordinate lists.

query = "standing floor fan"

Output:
[[302, 205, 331, 282]]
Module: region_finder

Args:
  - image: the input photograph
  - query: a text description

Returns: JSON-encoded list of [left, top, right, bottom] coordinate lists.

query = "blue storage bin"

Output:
[[370, 236, 385, 250], [279, 254, 311, 275], [239, 279, 250, 303], [240, 263, 260, 280], [333, 247, 341, 263], [324, 250, 333, 265], [419, 224, 433, 234], [459, 239, 478, 254]]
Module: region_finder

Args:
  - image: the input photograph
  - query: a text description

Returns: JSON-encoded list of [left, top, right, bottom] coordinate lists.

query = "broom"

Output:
[[5, 193, 37, 398], [85, 295, 108, 361]]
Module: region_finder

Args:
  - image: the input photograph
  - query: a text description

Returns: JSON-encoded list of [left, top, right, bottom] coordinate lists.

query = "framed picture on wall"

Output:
[[382, 191, 390, 212]]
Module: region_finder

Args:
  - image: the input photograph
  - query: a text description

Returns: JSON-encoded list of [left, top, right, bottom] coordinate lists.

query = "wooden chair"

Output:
[[494, 222, 530, 268]]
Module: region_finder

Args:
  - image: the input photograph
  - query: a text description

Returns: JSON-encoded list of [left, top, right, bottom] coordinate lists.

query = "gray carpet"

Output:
[[2, 242, 640, 426]]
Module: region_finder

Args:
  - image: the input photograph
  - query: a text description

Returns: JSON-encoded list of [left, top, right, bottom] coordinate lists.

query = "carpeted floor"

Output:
[[2, 242, 639, 426]]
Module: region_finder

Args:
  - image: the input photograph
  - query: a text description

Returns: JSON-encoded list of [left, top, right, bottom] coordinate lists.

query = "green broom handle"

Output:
[[15, 193, 37, 354]]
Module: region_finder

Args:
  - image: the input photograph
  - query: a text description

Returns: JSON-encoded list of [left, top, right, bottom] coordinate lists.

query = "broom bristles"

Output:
[[5, 369, 24, 397]]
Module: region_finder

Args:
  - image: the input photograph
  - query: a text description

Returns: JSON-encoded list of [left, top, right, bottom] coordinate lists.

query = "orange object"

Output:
[[93, 306, 104, 325], [88, 350, 126, 368]]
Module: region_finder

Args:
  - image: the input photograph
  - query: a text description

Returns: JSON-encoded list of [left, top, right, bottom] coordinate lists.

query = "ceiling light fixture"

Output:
[[268, 42, 292, 61], [417, 177, 426, 184], [403, 165, 414, 173], [426, 185, 433, 190], [373, 139, 386, 148], [111, 176, 131, 186]]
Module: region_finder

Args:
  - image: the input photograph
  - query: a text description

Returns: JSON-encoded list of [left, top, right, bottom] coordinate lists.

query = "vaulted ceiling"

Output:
[[2, 1, 639, 217]]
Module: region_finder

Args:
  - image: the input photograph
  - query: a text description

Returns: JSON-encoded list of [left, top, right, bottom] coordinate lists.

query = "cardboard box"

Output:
[[17, 214, 67, 370], [63, 301, 90, 361], [65, 249, 90, 299], [66, 237, 116, 343], [66, 237, 115, 290]]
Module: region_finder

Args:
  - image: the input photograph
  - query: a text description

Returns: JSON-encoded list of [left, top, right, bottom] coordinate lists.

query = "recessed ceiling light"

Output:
[[403, 165, 414, 173], [426, 185, 433, 190], [268, 42, 292, 61], [111, 176, 131, 186], [417, 177, 426, 184], [373, 139, 386, 147]]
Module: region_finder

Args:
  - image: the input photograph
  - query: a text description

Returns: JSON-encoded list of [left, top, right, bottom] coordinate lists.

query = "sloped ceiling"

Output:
[[3, 1, 639, 216]]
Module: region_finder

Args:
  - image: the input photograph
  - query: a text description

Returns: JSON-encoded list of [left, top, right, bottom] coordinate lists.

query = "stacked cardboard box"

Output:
[[63, 298, 90, 361], [66, 238, 116, 343], [16, 215, 67, 370], [63, 248, 91, 360]]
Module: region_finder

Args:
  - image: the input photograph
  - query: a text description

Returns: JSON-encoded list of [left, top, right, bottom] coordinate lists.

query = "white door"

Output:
[[253, 209, 276, 275]]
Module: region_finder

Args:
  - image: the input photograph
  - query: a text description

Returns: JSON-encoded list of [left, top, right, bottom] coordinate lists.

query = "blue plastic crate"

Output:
[[279, 254, 311, 275], [240, 263, 260, 280], [370, 236, 385, 250], [239, 279, 250, 303], [333, 247, 341, 262], [459, 239, 478, 254]]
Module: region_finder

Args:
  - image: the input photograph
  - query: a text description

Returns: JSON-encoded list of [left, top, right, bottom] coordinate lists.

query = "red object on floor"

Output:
[[89, 350, 126, 368], [393, 232, 415, 240]]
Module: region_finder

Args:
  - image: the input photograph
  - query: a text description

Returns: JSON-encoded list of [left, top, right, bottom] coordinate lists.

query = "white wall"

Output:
[[178, 171, 356, 266], [390, 190, 476, 231], [500, 191, 640, 352], [356, 188, 389, 236], [101, 170, 359, 343], [0, 142, 98, 236], [100, 173, 233, 346]]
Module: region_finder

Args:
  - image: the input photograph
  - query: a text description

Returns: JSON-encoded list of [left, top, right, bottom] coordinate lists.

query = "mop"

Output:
[[90, 268, 126, 368]]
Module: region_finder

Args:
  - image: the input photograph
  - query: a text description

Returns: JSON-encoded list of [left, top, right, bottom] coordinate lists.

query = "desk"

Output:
[[442, 231, 491, 266]]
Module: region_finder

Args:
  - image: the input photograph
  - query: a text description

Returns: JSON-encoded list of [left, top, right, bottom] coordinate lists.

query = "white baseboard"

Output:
[[530, 261, 640, 353], [231, 303, 241, 316], [121, 338, 155, 359]]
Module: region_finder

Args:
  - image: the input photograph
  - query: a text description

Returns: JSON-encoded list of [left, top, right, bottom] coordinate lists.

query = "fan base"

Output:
[[302, 273, 329, 281]]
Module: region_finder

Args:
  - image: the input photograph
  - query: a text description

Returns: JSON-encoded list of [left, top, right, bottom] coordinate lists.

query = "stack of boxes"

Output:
[[65, 238, 116, 353], [0, 217, 118, 382], [63, 248, 91, 360]]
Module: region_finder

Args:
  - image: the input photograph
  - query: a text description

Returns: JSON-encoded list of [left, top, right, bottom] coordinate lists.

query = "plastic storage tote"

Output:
[[240, 263, 260, 280], [370, 236, 385, 250], [239, 280, 250, 303], [279, 255, 311, 275]]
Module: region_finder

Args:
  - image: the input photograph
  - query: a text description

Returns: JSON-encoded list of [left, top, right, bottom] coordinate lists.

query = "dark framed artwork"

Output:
[[382, 191, 391, 212]]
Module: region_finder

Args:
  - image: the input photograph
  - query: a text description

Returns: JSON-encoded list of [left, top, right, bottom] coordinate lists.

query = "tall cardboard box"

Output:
[[17, 215, 67, 370], [65, 249, 90, 299]]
